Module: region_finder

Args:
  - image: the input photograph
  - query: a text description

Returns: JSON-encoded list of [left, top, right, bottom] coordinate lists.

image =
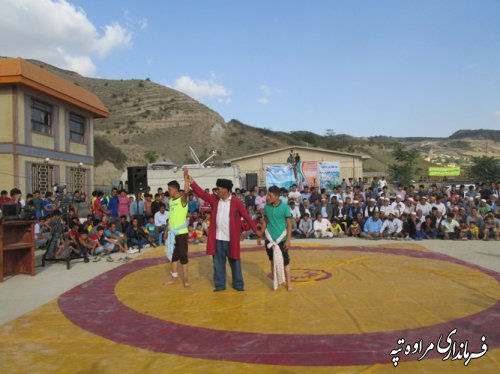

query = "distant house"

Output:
[[224, 145, 369, 189], [0, 58, 108, 196]]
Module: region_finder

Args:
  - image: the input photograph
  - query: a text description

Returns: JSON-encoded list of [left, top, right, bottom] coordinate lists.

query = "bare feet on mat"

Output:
[[183, 281, 191, 288], [165, 277, 177, 286]]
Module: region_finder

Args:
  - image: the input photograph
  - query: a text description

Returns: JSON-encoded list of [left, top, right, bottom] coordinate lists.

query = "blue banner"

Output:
[[265, 165, 296, 189]]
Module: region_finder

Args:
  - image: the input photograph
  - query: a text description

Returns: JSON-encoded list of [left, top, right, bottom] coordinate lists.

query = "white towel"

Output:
[[265, 229, 288, 290], [165, 220, 189, 261]]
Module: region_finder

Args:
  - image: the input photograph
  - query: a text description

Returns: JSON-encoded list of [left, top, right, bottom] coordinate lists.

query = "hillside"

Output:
[[28, 60, 500, 185], [30, 60, 308, 184]]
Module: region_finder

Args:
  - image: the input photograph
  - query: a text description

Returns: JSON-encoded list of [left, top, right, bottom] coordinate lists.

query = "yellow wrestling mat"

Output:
[[1, 243, 500, 373]]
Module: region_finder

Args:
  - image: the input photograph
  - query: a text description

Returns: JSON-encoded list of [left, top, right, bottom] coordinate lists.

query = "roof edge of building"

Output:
[[224, 145, 370, 163], [0, 57, 108, 118]]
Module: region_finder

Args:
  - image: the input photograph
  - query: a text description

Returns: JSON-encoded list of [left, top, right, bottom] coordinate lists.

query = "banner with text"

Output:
[[319, 162, 341, 193], [428, 167, 461, 177], [265, 165, 296, 189], [301, 161, 319, 188]]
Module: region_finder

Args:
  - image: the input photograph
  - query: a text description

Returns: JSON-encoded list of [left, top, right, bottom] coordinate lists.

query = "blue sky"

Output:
[[2, 0, 500, 137]]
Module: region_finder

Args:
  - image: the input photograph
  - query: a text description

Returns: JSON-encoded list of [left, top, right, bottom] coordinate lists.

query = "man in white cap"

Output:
[[403, 197, 415, 215], [380, 197, 392, 218], [416, 196, 432, 216], [363, 198, 380, 218], [391, 195, 406, 217], [390, 195, 402, 210], [478, 199, 491, 217], [332, 200, 348, 230], [380, 211, 403, 239], [488, 194, 499, 216], [348, 199, 363, 224]]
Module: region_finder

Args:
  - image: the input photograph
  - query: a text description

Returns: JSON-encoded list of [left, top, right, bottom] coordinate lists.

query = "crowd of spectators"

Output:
[[0, 178, 498, 264]]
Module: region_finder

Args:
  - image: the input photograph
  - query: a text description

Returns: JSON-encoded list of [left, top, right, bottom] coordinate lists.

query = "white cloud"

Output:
[[94, 22, 132, 57], [0, 0, 133, 76], [495, 111, 500, 119], [257, 83, 282, 104], [62, 55, 96, 76], [173, 74, 231, 103]]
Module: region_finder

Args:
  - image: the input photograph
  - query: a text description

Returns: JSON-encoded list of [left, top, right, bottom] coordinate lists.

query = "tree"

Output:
[[144, 150, 158, 164], [388, 164, 413, 185], [392, 144, 419, 164], [388, 144, 420, 185], [468, 156, 500, 183]]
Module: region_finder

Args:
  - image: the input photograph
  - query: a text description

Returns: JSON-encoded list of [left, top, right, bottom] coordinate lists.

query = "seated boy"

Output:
[[348, 218, 362, 237], [458, 220, 472, 240], [329, 218, 345, 237], [469, 221, 479, 240], [187, 224, 200, 244]]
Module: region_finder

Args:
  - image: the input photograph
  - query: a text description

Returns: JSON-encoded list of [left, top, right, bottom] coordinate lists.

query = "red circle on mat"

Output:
[[58, 247, 500, 366]]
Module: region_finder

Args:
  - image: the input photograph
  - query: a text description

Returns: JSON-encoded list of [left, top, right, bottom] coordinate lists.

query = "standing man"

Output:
[[106, 187, 120, 229], [187, 171, 258, 292], [288, 184, 301, 204], [260, 186, 293, 291], [164, 171, 190, 287]]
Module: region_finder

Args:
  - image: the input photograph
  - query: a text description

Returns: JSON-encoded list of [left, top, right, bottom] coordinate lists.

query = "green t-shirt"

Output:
[[168, 196, 188, 235], [33, 197, 43, 213], [264, 202, 291, 242]]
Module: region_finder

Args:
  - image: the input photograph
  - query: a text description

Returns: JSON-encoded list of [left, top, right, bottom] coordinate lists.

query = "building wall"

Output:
[[231, 148, 364, 187], [0, 85, 95, 194], [0, 154, 15, 191], [0, 87, 13, 143], [17, 155, 92, 197]]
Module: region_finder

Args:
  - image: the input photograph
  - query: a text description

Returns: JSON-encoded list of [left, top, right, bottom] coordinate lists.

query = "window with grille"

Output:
[[31, 164, 54, 195], [69, 167, 85, 193], [31, 99, 52, 134], [69, 113, 85, 142]]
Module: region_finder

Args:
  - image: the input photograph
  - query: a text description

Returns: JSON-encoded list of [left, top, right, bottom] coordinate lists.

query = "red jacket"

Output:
[[191, 181, 258, 260]]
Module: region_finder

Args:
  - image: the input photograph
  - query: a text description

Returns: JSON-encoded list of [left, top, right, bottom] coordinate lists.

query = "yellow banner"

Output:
[[428, 167, 461, 176]]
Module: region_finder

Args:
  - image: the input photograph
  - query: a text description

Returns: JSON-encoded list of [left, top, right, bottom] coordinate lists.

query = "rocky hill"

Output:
[[28, 60, 500, 185]]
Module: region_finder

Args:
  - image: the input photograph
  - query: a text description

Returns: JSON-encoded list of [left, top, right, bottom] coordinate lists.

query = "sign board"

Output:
[[265, 165, 295, 189], [428, 167, 461, 177]]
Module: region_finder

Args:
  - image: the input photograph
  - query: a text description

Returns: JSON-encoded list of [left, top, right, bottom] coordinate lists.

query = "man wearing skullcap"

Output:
[[187, 172, 259, 292]]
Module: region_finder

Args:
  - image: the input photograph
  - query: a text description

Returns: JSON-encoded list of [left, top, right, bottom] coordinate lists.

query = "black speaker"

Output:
[[127, 166, 148, 194], [246, 173, 258, 191]]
